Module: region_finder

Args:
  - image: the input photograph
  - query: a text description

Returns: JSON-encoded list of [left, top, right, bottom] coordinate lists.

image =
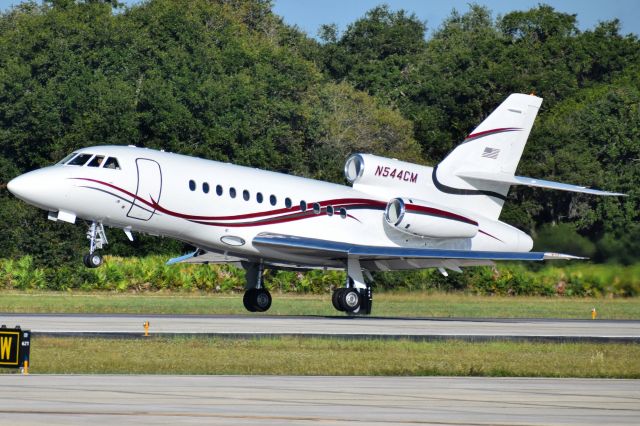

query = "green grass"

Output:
[[0, 291, 638, 319], [6, 336, 638, 378]]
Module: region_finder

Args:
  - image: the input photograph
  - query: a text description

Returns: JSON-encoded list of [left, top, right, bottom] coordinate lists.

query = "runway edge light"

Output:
[[0, 325, 31, 374]]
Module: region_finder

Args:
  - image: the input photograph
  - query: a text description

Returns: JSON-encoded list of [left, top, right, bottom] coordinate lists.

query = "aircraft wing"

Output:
[[252, 233, 583, 272]]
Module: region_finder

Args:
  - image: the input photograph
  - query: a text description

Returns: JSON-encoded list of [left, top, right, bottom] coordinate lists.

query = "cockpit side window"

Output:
[[103, 157, 121, 170], [67, 153, 93, 166], [87, 156, 105, 167], [57, 152, 78, 165]]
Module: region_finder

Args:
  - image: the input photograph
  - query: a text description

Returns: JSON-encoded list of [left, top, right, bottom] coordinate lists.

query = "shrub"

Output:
[[0, 255, 638, 297]]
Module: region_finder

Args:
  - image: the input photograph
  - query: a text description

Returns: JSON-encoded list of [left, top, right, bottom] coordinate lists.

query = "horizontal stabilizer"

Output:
[[457, 171, 625, 196]]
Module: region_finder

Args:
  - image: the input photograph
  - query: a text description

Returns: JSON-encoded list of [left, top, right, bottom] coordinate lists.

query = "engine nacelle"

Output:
[[344, 154, 431, 188], [384, 197, 479, 239]]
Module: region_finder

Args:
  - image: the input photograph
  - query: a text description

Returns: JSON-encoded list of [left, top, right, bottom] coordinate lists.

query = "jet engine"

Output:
[[344, 154, 429, 187], [384, 197, 479, 239]]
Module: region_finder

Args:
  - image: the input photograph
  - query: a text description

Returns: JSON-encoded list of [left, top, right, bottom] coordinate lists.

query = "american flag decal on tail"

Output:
[[482, 147, 500, 159]]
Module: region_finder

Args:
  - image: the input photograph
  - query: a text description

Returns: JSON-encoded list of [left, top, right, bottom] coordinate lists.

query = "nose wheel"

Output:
[[83, 253, 103, 268], [83, 221, 107, 268]]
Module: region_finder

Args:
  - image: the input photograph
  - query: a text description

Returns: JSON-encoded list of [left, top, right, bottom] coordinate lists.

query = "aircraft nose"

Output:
[[7, 174, 31, 199], [7, 170, 54, 206]]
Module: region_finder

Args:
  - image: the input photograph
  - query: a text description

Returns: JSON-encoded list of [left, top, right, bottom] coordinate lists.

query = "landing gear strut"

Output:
[[242, 261, 272, 312], [332, 257, 372, 315], [83, 221, 107, 268]]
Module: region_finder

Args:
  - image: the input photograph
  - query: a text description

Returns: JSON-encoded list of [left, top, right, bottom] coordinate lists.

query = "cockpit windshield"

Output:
[[67, 154, 93, 166], [57, 152, 78, 165], [87, 156, 105, 167], [58, 152, 121, 170], [103, 157, 120, 169]]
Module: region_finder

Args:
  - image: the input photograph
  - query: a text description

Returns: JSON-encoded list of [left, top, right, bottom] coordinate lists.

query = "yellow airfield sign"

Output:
[[0, 327, 30, 368]]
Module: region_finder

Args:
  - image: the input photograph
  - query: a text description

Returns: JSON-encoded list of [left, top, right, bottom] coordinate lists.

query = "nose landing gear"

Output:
[[83, 221, 107, 268]]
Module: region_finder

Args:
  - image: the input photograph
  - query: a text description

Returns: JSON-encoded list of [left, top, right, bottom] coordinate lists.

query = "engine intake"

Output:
[[384, 197, 478, 239]]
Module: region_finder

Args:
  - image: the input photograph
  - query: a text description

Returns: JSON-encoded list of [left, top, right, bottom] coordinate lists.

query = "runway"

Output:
[[0, 375, 638, 425], [2, 313, 639, 342]]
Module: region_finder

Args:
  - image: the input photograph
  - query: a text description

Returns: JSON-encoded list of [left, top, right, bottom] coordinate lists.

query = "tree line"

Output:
[[0, 0, 638, 266]]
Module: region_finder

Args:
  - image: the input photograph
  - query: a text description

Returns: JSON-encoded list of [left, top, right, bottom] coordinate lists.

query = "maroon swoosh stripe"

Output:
[[73, 178, 502, 237], [71, 178, 385, 224], [478, 229, 503, 242], [404, 204, 478, 226], [464, 127, 522, 142]]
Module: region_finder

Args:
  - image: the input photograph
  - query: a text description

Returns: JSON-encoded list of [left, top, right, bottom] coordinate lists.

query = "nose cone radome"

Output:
[[7, 173, 33, 200], [8, 169, 60, 209]]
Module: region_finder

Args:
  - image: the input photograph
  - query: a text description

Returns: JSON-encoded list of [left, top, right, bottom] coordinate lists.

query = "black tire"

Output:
[[243, 289, 258, 312], [82, 254, 91, 268], [87, 253, 103, 268], [332, 288, 345, 311], [339, 288, 361, 313], [253, 288, 272, 312]]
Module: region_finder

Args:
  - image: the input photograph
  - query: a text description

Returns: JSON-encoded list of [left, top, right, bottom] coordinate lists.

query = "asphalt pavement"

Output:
[[1, 313, 638, 342]]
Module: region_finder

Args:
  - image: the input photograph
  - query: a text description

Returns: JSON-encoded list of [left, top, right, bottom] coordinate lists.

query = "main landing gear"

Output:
[[83, 221, 107, 268], [332, 257, 372, 315], [242, 262, 272, 312], [239, 258, 372, 315]]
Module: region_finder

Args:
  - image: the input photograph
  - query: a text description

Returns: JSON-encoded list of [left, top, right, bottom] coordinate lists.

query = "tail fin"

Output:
[[434, 94, 543, 220]]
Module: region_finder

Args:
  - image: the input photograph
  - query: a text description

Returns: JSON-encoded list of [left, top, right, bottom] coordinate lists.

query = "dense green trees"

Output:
[[0, 0, 637, 264]]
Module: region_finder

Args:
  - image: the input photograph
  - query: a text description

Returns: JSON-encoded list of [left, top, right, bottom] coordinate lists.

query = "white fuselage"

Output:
[[8, 146, 533, 265]]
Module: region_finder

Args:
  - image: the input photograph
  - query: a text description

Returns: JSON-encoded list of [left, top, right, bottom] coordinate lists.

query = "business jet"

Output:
[[7, 94, 623, 314]]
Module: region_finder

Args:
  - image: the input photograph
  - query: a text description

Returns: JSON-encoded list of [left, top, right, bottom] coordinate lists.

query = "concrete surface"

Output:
[[0, 375, 638, 425]]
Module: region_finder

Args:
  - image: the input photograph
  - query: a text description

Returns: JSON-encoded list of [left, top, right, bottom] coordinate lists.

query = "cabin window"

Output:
[[243, 190, 250, 201], [57, 152, 78, 165], [300, 201, 307, 212], [327, 206, 334, 216], [230, 187, 236, 198], [189, 180, 196, 191], [67, 153, 93, 166], [340, 208, 347, 219], [269, 195, 277, 206], [285, 197, 292, 209], [256, 192, 263, 203], [203, 182, 210, 194], [216, 185, 223, 196], [313, 203, 321, 214], [103, 157, 120, 170], [87, 156, 105, 167]]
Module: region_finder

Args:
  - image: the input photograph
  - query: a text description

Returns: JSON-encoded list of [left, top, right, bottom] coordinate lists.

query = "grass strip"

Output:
[[0, 291, 638, 319], [7, 336, 639, 378]]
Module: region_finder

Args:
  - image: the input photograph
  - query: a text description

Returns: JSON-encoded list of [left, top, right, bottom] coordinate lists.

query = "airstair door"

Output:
[[127, 158, 162, 221]]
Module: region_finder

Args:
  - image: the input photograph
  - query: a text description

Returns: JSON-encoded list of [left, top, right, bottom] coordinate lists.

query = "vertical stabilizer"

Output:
[[433, 94, 543, 220]]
